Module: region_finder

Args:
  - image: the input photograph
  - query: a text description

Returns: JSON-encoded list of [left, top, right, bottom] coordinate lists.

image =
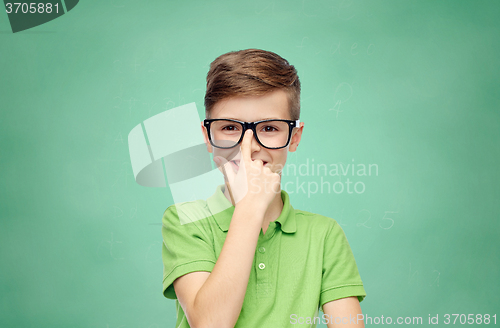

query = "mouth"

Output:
[[230, 160, 240, 171], [229, 160, 269, 169]]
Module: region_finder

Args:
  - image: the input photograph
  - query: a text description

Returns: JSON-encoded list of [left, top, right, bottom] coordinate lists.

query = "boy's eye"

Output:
[[261, 125, 279, 132], [221, 124, 239, 131]]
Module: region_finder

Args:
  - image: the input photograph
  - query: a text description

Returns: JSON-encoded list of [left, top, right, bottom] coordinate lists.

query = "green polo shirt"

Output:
[[162, 184, 366, 327]]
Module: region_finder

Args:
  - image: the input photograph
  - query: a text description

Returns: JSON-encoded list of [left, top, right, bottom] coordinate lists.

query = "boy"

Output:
[[162, 49, 366, 328]]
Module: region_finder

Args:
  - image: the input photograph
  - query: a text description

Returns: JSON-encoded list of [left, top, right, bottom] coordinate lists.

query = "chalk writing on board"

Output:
[[297, 36, 309, 50], [329, 82, 353, 118], [301, 0, 318, 17], [145, 241, 162, 263], [255, 1, 275, 15], [125, 97, 140, 117], [134, 57, 158, 73], [335, 208, 347, 227], [163, 92, 186, 111], [409, 263, 441, 287], [114, 86, 197, 121], [330, 41, 376, 56], [380, 211, 397, 229], [113, 83, 123, 109], [111, 162, 131, 187], [367, 43, 375, 55], [98, 232, 124, 260], [114, 133, 124, 144], [356, 210, 398, 230], [409, 262, 419, 283], [130, 204, 137, 220], [113, 205, 137, 220], [114, 33, 167, 73], [337, 0, 356, 20], [431, 270, 440, 287], [356, 209, 372, 229], [113, 206, 123, 219], [331, 41, 341, 55], [351, 43, 359, 55], [191, 87, 204, 98], [141, 101, 158, 118], [162, 98, 176, 112], [330, 208, 398, 229]]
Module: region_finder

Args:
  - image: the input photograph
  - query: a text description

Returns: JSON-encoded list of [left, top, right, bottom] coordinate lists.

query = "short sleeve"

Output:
[[161, 203, 217, 299], [320, 221, 366, 308]]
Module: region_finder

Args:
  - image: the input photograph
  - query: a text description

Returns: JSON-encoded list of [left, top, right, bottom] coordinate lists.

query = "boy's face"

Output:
[[201, 89, 304, 176]]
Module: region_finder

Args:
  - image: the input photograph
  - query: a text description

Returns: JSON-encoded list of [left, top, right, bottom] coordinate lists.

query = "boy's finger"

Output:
[[241, 129, 252, 164], [215, 155, 237, 184], [213, 155, 228, 168]]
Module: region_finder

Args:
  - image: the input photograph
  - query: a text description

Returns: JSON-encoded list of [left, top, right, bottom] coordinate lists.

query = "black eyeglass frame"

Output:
[[203, 118, 301, 150]]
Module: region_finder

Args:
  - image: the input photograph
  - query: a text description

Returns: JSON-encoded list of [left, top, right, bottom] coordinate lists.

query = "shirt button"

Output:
[[258, 263, 265, 270], [258, 247, 266, 253]]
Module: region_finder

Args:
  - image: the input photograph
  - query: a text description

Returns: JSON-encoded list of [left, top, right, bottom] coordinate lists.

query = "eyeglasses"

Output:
[[203, 118, 300, 149]]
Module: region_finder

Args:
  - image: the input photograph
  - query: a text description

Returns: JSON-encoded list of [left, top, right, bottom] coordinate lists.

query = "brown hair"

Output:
[[204, 49, 301, 120]]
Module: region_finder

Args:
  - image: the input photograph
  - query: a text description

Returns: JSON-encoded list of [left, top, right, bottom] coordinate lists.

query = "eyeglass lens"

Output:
[[210, 120, 290, 148]]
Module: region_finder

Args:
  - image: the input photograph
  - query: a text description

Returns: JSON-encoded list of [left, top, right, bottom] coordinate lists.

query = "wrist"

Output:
[[235, 197, 268, 216]]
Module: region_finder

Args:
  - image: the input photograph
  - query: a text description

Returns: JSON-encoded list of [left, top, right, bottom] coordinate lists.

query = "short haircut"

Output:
[[204, 49, 301, 120]]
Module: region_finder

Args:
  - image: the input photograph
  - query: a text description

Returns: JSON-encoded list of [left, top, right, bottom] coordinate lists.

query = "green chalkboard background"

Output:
[[1, 0, 499, 327]]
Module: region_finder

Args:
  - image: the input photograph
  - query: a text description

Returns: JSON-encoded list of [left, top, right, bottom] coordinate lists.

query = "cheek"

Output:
[[213, 148, 239, 162], [271, 150, 288, 170]]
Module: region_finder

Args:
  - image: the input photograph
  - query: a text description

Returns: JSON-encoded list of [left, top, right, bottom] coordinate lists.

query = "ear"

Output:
[[288, 122, 303, 152], [201, 122, 213, 153]]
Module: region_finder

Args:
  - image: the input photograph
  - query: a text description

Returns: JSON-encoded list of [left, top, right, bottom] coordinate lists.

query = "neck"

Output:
[[223, 184, 284, 224]]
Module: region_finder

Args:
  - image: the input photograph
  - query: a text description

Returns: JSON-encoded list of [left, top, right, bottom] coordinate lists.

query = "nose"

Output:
[[240, 128, 261, 152]]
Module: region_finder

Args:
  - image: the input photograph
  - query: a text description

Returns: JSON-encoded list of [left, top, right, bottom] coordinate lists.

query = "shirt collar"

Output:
[[206, 184, 296, 234]]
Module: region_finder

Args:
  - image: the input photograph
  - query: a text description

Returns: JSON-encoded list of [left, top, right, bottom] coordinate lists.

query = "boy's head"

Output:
[[201, 49, 304, 179], [204, 49, 301, 120]]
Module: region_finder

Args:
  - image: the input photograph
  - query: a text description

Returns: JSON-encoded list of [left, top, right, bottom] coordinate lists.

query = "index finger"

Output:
[[240, 129, 253, 164]]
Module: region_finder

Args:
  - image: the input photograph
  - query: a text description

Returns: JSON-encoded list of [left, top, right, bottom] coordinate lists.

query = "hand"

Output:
[[214, 130, 281, 212]]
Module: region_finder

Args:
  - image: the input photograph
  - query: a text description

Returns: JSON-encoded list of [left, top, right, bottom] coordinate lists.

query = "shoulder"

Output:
[[162, 199, 212, 227], [293, 208, 339, 237], [294, 208, 338, 228]]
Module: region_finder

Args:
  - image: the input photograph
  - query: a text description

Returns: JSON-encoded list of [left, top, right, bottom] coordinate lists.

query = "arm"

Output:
[[319, 220, 366, 327], [173, 129, 280, 328], [323, 297, 365, 328], [173, 199, 264, 328]]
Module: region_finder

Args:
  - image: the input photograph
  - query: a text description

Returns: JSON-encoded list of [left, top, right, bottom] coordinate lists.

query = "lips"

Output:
[[230, 160, 240, 171], [229, 159, 269, 169]]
